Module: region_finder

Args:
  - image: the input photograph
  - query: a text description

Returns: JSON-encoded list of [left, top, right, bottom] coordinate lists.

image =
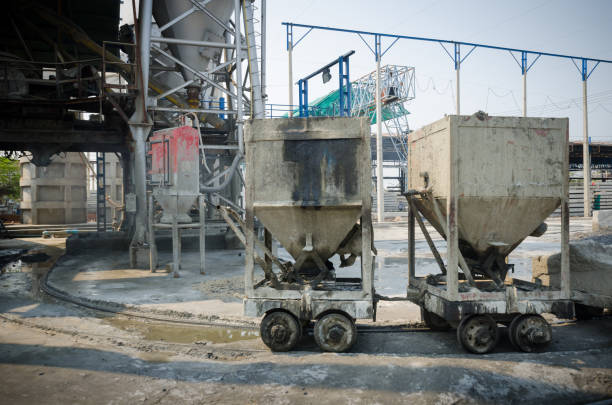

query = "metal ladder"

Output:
[[96, 153, 106, 232]]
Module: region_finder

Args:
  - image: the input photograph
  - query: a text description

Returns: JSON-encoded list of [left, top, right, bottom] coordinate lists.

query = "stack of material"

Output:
[[532, 237, 612, 297]]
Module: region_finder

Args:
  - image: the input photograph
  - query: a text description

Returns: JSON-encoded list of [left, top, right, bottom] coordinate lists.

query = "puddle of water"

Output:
[[105, 317, 259, 344], [1, 243, 65, 296]]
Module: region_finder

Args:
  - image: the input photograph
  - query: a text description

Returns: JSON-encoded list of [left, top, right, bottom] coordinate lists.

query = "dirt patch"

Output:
[[194, 276, 251, 300]]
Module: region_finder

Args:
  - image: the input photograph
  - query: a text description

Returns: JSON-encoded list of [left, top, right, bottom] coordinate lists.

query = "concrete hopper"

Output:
[[245, 117, 371, 274], [407, 114, 568, 282]]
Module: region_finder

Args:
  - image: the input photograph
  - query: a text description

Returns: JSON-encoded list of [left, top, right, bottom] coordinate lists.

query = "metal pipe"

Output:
[[150, 106, 237, 115], [375, 40, 384, 223], [261, 0, 267, 104], [151, 45, 238, 99], [583, 78, 591, 217], [128, 0, 153, 265], [234, 0, 244, 154], [242, 0, 264, 118], [150, 36, 247, 49], [155, 79, 195, 100], [189, 0, 236, 35], [157, 7, 196, 32], [281, 22, 612, 65], [200, 154, 242, 192]]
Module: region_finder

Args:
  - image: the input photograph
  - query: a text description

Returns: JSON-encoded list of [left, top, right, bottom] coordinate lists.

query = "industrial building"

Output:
[[0, 1, 611, 403]]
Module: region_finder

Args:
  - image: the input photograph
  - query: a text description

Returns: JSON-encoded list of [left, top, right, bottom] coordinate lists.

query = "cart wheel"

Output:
[[456, 314, 499, 354], [421, 307, 451, 331], [314, 312, 357, 352], [260, 310, 301, 352], [575, 304, 604, 321], [509, 314, 551, 353]]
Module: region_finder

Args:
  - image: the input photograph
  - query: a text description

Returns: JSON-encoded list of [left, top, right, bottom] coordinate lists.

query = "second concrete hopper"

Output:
[[407, 114, 568, 283]]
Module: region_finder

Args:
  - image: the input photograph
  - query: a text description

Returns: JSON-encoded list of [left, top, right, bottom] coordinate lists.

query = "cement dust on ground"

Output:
[[1, 221, 612, 403]]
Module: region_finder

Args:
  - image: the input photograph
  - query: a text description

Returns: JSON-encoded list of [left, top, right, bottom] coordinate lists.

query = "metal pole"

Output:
[[288, 43, 293, 117], [260, 0, 266, 104], [375, 36, 384, 223], [199, 195, 206, 275], [455, 66, 460, 115], [128, 0, 153, 267], [234, 0, 244, 153], [522, 72, 527, 117], [455, 43, 460, 115], [582, 67, 591, 217], [522, 51, 527, 117]]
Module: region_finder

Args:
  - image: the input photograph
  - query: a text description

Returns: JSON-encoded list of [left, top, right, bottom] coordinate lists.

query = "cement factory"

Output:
[[0, 0, 611, 403]]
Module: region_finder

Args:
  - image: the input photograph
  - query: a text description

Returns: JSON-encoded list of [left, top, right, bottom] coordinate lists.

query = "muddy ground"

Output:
[[0, 220, 611, 404]]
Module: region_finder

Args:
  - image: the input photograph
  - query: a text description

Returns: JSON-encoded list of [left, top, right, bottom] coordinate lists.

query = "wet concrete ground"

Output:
[[1, 217, 611, 403], [42, 217, 594, 322]]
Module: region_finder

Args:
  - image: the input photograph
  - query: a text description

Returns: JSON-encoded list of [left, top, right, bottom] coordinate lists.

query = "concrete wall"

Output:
[[20, 153, 88, 224]]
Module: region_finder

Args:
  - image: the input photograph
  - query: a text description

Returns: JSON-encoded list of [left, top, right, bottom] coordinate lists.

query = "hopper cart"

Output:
[[223, 117, 375, 352], [403, 114, 574, 354]]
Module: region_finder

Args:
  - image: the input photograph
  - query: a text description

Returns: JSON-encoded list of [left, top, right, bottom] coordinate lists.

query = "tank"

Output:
[[149, 126, 200, 223], [407, 114, 568, 280], [246, 117, 372, 275], [152, 0, 234, 105], [20, 152, 88, 224]]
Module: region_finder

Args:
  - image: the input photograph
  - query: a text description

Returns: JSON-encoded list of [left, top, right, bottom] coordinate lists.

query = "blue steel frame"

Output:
[[297, 51, 353, 117], [283, 22, 612, 84]]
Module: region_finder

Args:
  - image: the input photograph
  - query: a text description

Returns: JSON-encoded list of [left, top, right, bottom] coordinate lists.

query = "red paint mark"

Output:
[[150, 126, 199, 175], [507, 140, 515, 145], [535, 129, 549, 137]]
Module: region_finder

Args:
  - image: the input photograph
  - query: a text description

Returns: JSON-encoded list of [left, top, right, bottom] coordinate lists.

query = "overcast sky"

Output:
[[123, 0, 612, 142]]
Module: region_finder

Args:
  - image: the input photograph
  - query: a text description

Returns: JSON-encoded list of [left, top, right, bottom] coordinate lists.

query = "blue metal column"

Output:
[[338, 55, 351, 116], [298, 79, 309, 117], [96, 153, 106, 232]]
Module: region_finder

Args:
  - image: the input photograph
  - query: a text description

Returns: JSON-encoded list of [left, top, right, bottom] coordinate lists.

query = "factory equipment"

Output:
[[404, 113, 573, 353], [223, 116, 374, 352], [147, 124, 205, 277]]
